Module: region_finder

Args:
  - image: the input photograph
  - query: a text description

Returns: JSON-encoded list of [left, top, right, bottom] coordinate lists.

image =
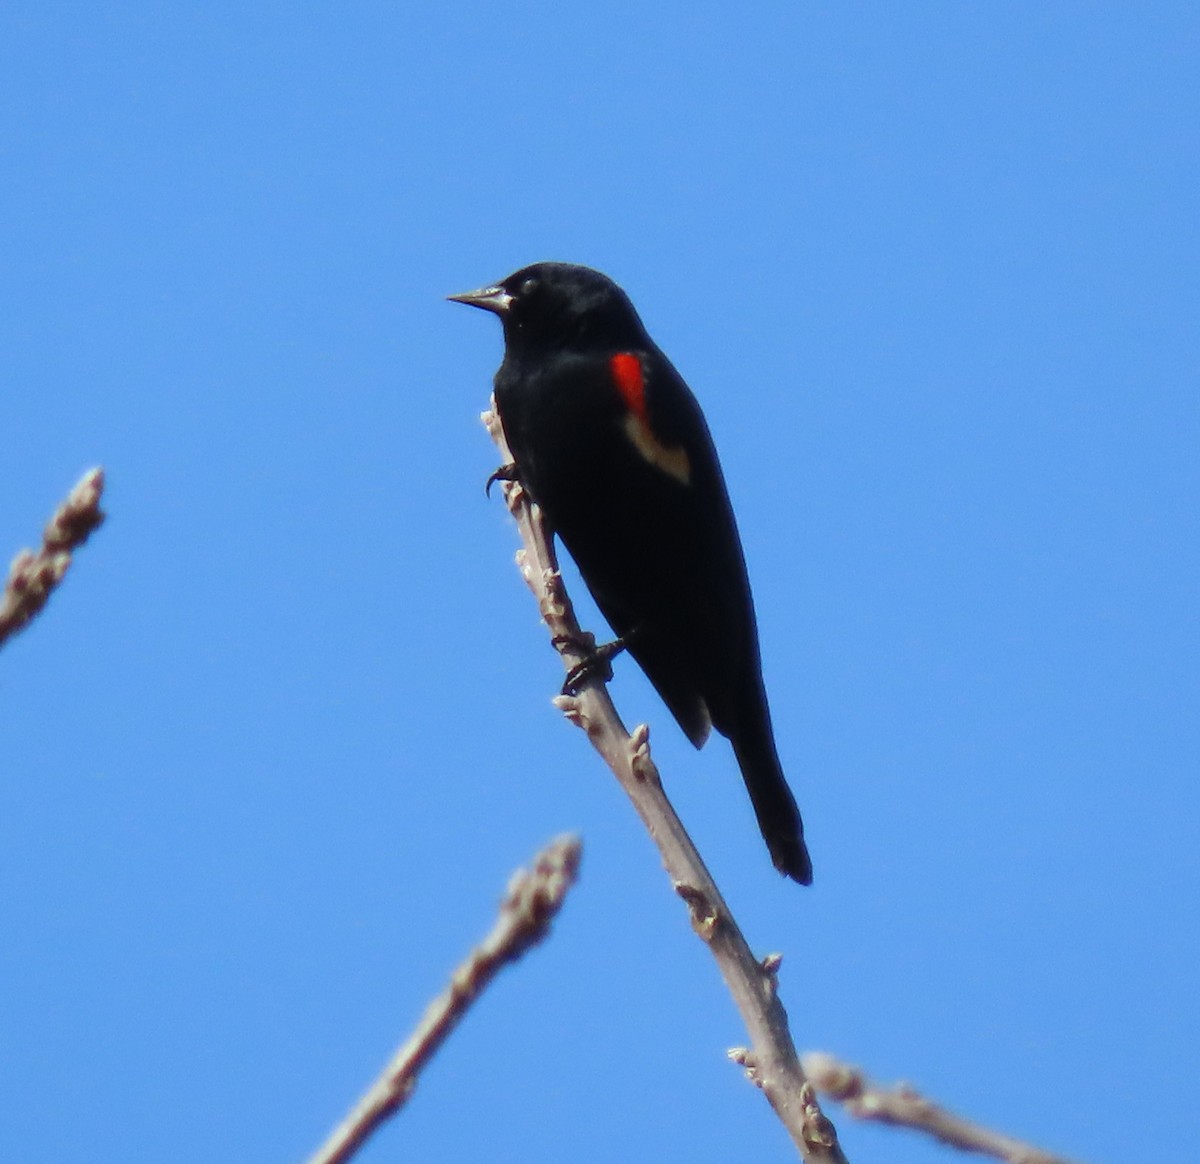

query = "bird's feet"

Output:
[[485, 462, 520, 496], [554, 631, 636, 696]]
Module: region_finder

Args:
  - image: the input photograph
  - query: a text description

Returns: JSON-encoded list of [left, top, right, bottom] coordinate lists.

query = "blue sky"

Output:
[[2, 4, 1197, 1162]]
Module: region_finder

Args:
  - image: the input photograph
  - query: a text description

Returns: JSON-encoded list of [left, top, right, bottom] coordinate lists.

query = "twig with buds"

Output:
[[305, 835, 583, 1164], [802, 1053, 1080, 1164], [483, 405, 847, 1164], [0, 468, 106, 649]]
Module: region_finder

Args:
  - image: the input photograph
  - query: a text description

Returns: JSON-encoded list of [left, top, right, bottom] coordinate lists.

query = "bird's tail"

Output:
[[732, 730, 812, 885]]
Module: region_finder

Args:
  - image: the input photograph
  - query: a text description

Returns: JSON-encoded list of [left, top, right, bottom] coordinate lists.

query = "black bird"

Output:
[[450, 262, 812, 884]]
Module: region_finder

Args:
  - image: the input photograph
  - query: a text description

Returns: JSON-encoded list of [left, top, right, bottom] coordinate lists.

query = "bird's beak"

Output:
[[446, 284, 514, 315]]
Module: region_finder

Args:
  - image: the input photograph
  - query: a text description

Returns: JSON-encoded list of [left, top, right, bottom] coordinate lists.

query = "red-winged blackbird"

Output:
[[450, 262, 812, 884]]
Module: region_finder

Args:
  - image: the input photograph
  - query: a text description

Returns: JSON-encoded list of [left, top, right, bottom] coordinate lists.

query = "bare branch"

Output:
[[305, 835, 583, 1164], [483, 406, 847, 1164], [802, 1053, 1080, 1164], [0, 468, 106, 649]]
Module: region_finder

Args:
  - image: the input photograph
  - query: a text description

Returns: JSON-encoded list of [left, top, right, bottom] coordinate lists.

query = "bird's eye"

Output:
[[519, 277, 539, 297]]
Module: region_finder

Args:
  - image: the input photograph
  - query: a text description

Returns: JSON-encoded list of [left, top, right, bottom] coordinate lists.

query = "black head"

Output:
[[448, 262, 647, 351]]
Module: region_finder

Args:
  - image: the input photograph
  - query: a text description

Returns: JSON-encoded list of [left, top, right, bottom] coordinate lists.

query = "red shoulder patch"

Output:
[[609, 352, 647, 421]]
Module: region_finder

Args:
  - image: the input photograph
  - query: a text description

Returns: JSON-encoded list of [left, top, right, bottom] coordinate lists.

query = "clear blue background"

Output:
[[2, 5, 1196, 1162]]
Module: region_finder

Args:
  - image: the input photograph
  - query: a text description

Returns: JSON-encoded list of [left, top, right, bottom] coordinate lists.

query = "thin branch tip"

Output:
[[1, 467, 108, 648], [497, 834, 582, 955], [46, 466, 106, 547], [802, 1052, 1079, 1164], [305, 836, 583, 1164], [522, 833, 583, 907]]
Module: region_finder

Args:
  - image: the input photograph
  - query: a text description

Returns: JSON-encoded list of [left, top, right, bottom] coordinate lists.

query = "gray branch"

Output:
[[803, 1053, 1081, 1164], [483, 404, 848, 1164], [304, 835, 583, 1164]]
